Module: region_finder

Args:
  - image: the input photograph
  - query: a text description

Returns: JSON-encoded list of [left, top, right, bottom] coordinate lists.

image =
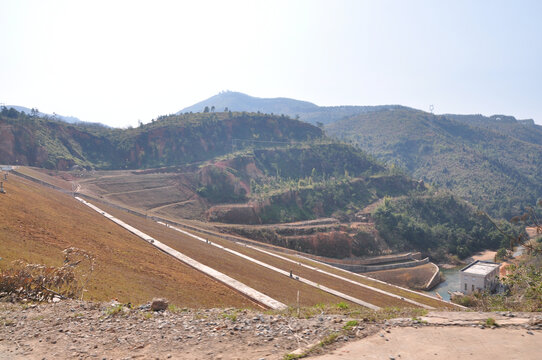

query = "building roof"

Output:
[[460, 260, 500, 276]]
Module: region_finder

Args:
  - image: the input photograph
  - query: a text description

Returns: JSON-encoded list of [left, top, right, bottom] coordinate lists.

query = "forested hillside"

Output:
[[325, 107, 542, 219], [0, 107, 321, 170], [373, 194, 514, 261], [200, 142, 420, 224]]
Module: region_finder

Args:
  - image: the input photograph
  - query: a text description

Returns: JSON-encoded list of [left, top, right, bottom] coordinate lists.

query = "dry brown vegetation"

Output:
[[0, 175, 252, 308], [0, 247, 94, 301]]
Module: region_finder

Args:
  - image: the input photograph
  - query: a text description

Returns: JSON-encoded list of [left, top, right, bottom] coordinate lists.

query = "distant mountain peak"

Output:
[[178, 92, 399, 125], [178, 91, 318, 115]]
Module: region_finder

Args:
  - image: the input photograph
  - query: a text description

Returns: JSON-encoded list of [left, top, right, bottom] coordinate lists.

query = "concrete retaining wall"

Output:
[[300, 251, 423, 266], [425, 263, 442, 290], [314, 257, 430, 273]]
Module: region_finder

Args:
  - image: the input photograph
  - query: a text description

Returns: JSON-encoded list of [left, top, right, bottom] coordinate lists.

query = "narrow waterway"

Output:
[[424, 266, 462, 301]]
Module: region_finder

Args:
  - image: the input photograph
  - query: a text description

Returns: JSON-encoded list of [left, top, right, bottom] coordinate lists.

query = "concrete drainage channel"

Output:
[[75, 197, 286, 310]]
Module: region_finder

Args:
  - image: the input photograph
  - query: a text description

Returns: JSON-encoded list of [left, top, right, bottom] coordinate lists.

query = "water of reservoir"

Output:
[[424, 266, 462, 301]]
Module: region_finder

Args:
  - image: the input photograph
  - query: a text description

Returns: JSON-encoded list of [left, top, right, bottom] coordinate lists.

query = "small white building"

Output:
[[460, 260, 500, 294]]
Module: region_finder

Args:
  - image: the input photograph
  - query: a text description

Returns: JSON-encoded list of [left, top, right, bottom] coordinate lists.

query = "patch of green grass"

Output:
[[221, 308, 244, 322], [343, 320, 359, 330], [319, 332, 340, 347], [194, 312, 209, 320], [222, 313, 237, 322], [105, 304, 124, 316], [485, 317, 498, 327], [283, 354, 302, 360], [282, 331, 341, 360], [167, 304, 187, 313], [336, 302, 349, 310], [142, 312, 153, 320], [1, 318, 15, 326]]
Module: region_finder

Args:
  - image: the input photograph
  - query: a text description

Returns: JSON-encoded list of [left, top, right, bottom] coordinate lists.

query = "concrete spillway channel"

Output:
[[75, 197, 286, 310]]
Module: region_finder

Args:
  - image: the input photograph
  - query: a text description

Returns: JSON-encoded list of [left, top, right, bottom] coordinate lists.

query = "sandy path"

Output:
[[469, 249, 496, 262], [312, 326, 540, 360]]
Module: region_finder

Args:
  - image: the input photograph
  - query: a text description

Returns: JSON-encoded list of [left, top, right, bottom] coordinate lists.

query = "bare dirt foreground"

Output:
[[1, 301, 541, 360], [313, 311, 542, 360]]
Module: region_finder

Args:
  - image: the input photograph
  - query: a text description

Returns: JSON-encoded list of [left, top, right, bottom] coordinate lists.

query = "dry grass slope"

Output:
[[0, 175, 253, 308]]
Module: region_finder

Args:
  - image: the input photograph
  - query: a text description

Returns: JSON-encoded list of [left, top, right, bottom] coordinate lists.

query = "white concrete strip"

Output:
[[425, 262, 441, 289], [159, 222, 381, 310], [75, 197, 286, 310]]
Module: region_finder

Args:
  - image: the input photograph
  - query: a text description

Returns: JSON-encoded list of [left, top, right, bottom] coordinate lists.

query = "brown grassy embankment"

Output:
[[90, 202, 350, 308], [0, 175, 252, 308]]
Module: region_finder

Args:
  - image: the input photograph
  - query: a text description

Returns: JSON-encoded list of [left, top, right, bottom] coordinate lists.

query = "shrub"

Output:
[[0, 248, 95, 302]]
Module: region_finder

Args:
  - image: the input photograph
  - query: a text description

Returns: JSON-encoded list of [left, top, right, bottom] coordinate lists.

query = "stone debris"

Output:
[[0, 300, 378, 359], [150, 298, 169, 312]]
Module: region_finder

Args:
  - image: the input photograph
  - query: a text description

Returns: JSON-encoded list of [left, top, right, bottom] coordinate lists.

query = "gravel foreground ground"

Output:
[[0, 300, 381, 360], [1, 301, 541, 360]]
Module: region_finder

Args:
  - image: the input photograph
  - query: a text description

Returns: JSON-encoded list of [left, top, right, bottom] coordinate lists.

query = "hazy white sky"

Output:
[[1, 0, 541, 127]]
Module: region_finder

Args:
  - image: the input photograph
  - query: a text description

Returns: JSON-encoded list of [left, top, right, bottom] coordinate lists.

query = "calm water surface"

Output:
[[424, 266, 462, 301]]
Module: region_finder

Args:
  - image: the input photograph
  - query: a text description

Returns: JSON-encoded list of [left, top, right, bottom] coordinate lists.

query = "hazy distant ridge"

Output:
[[6, 105, 83, 124], [178, 91, 401, 125]]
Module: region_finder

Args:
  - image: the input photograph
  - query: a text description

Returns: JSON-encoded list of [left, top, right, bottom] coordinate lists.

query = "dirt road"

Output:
[[311, 326, 540, 360]]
